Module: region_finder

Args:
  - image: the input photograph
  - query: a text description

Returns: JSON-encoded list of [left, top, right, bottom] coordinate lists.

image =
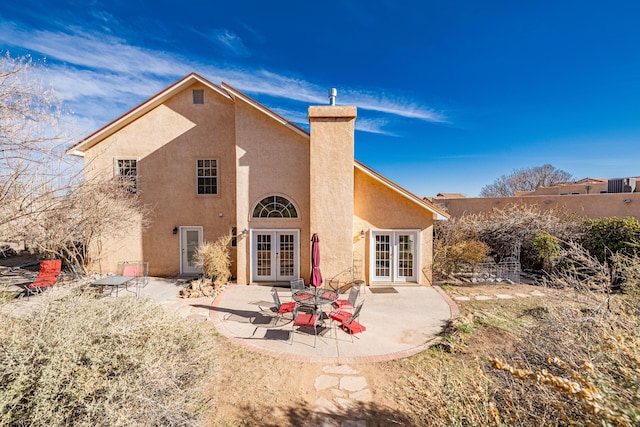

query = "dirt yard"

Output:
[[204, 283, 565, 426]]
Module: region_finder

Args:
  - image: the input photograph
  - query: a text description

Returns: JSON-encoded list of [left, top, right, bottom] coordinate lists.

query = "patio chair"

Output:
[[23, 259, 62, 298], [332, 285, 359, 310], [117, 260, 149, 297], [290, 278, 305, 293], [329, 300, 366, 342], [291, 306, 323, 348], [272, 290, 297, 325]]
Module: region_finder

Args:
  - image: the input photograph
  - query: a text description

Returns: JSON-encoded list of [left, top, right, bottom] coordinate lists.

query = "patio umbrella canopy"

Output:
[[310, 233, 323, 288]]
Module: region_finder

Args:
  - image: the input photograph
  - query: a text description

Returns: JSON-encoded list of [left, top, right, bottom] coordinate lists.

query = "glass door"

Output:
[[180, 226, 203, 275], [371, 231, 418, 282], [252, 230, 299, 282]]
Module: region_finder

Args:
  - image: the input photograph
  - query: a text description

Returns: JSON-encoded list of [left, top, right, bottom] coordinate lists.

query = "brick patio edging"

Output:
[[208, 284, 459, 364]]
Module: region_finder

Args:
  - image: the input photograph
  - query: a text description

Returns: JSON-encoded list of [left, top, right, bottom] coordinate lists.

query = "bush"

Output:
[[195, 234, 232, 283], [532, 231, 561, 271], [433, 238, 490, 279], [0, 294, 217, 426], [581, 217, 640, 263]]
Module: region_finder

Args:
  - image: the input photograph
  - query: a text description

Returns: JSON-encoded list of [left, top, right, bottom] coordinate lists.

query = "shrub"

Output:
[[433, 238, 490, 279], [532, 231, 561, 271], [0, 293, 217, 426], [195, 233, 232, 283], [581, 217, 640, 263]]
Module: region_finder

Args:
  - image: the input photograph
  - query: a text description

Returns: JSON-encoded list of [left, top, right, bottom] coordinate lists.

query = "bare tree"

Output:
[[0, 53, 151, 273], [479, 164, 573, 197]]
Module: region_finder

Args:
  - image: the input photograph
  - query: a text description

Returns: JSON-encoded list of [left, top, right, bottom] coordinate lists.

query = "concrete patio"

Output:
[[2, 276, 456, 363]]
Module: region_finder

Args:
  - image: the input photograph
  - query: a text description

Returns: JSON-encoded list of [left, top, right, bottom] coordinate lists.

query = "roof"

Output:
[[67, 72, 449, 221], [355, 162, 449, 220], [67, 73, 233, 156]]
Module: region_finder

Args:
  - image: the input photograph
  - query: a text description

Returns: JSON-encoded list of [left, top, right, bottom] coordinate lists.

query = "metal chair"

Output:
[[272, 290, 296, 325], [117, 260, 149, 297], [290, 278, 305, 293], [329, 300, 366, 342], [332, 285, 359, 310], [291, 305, 323, 347]]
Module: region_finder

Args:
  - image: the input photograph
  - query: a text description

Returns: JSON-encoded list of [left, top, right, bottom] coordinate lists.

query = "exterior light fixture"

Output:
[[491, 200, 499, 205], [241, 229, 249, 236], [172, 226, 178, 234], [360, 229, 366, 238], [622, 199, 632, 203], [542, 200, 551, 204]]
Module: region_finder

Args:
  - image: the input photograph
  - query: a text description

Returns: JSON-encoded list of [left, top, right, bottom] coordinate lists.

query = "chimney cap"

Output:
[[328, 88, 337, 105]]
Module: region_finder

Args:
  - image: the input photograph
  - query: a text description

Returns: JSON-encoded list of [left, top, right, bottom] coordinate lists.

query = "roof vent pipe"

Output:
[[328, 88, 337, 106]]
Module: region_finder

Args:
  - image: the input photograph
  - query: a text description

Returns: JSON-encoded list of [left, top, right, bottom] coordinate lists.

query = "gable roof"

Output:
[[355, 162, 449, 220], [67, 73, 232, 156]]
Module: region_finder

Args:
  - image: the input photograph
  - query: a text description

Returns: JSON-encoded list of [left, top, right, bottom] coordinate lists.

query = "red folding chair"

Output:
[[24, 259, 62, 297]]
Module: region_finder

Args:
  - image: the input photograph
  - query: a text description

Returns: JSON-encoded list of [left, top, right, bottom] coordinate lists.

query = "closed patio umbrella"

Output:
[[310, 233, 323, 289]]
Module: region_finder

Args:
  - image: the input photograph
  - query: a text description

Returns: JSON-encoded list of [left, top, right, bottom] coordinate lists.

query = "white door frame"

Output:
[[249, 229, 300, 283], [369, 229, 420, 283], [180, 226, 203, 275]]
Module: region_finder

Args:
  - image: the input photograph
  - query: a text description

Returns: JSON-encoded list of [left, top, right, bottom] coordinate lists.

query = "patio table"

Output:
[[91, 275, 135, 297], [292, 289, 338, 311]]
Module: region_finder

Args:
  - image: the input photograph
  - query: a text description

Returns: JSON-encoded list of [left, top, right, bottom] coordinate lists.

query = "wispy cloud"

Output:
[[209, 29, 250, 57], [0, 16, 448, 136]]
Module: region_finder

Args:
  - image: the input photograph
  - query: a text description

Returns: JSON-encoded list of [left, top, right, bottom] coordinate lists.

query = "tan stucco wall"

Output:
[[441, 193, 640, 220], [354, 168, 435, 285], [234, 99, 311, 284], [83, 82, 237, 275], [309, 106, 357, 285]]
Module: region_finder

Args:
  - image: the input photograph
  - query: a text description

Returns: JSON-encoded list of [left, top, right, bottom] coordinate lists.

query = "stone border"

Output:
[[209, 284, 459, 364]]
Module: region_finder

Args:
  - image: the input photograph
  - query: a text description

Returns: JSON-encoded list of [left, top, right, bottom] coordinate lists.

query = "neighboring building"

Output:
[[68, 73, 448, 286], [431, 177, 640, 219]]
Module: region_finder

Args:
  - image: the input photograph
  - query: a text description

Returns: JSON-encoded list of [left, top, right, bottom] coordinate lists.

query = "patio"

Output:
[[205, 284, 454, 363]]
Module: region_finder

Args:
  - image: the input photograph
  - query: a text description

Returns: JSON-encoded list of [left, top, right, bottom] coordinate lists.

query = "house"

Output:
[[432, 176, 639, 219], [68, 73, 448, 286]]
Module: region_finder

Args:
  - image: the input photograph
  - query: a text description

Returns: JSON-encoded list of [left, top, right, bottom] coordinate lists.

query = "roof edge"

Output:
[[354, 161, 449, 220], [67, 73, 232, 154], [220, 82, 309, 139]]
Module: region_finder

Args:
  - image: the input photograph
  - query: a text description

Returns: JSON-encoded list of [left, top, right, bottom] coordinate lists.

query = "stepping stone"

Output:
[[350, 388, 373, 402], [186, 313, 208, 322], [334, 397, 354, 410], [454, 296, 471, 301], [515, 293, 530, 298], [530, 291, 545, 296], [318, 418, 339, 427], [495, 294, 514, 299], [315, 397, 339, 414], [315, 375, 339, 391], [340, 376, 368, 392], [332, 389, 346, 397], [342, 422, 367, 427], [475, 295, 494, 300], [323, 365, 358, 375]]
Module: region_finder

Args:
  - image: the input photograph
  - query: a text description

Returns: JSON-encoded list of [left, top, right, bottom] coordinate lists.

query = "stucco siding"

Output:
[[354, 168, 435, 285]]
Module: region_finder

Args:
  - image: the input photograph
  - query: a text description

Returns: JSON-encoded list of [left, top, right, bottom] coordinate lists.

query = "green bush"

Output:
[[581, 217, 640, 262], [532, 231, 561, 271], [0, 294, 217, 426]]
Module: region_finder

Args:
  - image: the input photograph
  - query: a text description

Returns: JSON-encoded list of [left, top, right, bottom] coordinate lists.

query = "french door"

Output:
[[371, 230, 419, 282], [180, 226, 203, 275], [251, 230, 299, 282]]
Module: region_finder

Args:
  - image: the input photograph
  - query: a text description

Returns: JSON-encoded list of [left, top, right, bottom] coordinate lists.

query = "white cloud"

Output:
[[0, 17, 448, 138], [210, 29, 250, 57]]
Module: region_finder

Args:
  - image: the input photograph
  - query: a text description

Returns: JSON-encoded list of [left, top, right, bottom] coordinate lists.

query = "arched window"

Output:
[[252, 195, 298, 218]]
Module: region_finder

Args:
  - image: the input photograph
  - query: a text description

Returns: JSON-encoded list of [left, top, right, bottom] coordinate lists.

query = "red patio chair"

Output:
[[329, 300, 366, 342], [272, 290, 296, 325], [332, 285, 359, 310], [24, 259, 62, 297], [292, 306, 322, 347]]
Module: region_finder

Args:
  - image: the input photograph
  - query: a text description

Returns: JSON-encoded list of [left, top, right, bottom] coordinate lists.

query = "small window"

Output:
[[193, 89, 204, 104], [231, 227, 237, 247], [252, 195, 298, 218], [116, 159, 138, 193], [197, 159, 218, 195]]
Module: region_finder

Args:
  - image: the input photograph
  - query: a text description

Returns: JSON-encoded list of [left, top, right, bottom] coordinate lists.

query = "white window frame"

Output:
[[196, 159, 218, 195], [115, 158, 138, 193], [251, 195, 299, 219], [369, 229, 421, 283]]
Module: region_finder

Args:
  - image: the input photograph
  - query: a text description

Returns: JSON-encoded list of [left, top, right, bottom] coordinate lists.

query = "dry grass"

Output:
[[390, 290, 640, 426], [0, 292, 218, 426], [195, 234, 232, 283]]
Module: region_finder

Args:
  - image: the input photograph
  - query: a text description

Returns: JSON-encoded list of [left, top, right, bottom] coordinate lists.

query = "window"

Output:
[[231, 227, 237, 247], [116, 159, 138, 193], [197, 159, 218, 195], [193, 89, 204, 104], [252, 195, 298, 218]]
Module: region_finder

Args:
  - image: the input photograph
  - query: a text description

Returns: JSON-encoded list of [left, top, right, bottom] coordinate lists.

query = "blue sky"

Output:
[[1, 0, 639, 197]]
